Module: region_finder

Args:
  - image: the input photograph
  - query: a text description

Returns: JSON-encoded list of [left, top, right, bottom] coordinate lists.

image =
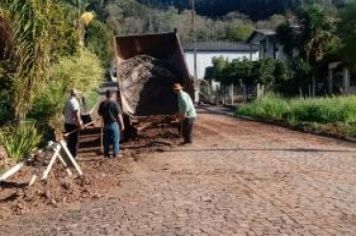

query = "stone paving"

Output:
[[1, 109, 356, 235]]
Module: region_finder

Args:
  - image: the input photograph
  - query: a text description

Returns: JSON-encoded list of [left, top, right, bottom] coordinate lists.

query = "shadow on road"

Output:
[[166, 148, 355, 154]]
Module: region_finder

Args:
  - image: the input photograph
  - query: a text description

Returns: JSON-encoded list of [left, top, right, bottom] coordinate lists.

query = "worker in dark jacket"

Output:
[[173, 83, 197, 144], [98, 89, 125, 158]]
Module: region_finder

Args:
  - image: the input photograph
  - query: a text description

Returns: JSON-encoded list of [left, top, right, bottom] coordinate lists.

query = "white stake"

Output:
[[41, 144, 61, 180], [58, 153, 73, 177], [28, 175, 37, 187], [0, 161, 25, 182], [59, 140, 83, 176]]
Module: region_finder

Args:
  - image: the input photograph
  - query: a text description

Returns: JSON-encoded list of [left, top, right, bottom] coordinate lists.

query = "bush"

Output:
[[30, 48, 104, 130], [30, 81, 67, 121], [287, 96, 356, 124], [238, 93, 289, 120], [50, 48, 105, 94], [0, 122, 42, 162], [239, 94, 356, 124]]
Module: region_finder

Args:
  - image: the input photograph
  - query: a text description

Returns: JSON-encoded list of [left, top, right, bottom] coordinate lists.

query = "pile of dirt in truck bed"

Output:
[[117, 55, 179, 116]]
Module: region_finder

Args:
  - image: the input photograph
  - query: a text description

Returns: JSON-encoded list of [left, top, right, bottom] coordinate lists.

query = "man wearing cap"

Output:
[[173, 83, 197, 144], [98, 89, 125, 158], [64, 89, 83, 158]]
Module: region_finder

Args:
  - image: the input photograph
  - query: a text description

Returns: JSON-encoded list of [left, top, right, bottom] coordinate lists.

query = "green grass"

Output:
[[0, 121, 42, 162], [238, 94, 356, 137]]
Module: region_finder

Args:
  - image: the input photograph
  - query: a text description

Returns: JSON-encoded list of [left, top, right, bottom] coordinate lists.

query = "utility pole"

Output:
[[191, 0, 199, 103]]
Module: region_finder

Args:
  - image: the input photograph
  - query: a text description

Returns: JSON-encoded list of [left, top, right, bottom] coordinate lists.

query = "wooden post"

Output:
[[328, 64, 333, 95], [28, 175, 37, 187], [58, 154, 73, 177], [312, 75, 316, 97], [0, 161, 25, 182], [343, 67, 350, 95], [59, 140, 83, 176], [42, 144, 61, 180], [230, 84, 234, 105]]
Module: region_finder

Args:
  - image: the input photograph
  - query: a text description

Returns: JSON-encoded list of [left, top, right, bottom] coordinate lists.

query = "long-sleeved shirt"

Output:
[[178, 91, 197, 118]]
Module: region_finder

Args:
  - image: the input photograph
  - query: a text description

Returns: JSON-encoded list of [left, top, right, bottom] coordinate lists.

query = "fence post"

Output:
[[230, 84, 234, 105]]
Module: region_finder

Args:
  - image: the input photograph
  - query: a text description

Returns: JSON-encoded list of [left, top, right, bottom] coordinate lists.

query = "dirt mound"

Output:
[[0, 155, 127, 218], [0, 121, 181, 218], [117, 55, 179, 116]]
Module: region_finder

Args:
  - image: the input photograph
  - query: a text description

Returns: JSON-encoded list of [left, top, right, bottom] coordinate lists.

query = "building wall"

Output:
[[184, 51, 259, 80]]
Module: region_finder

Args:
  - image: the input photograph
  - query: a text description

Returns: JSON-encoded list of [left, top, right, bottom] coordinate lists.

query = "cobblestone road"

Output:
[[1, 109, 356, 235]]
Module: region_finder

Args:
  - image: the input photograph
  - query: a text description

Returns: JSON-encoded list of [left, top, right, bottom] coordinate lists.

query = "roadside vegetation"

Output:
[[0, 121, 42, 162], [238, 94, 356, 138], [0, 0, 109, 164]]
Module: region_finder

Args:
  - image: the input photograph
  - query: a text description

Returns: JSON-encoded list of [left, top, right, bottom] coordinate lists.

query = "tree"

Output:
[[256, 14, 287, 29], [338, 0, 356, 68], [273, 59, 291, 91], [207, 56, 229, 82], [255, 58, 276, 89], [289, 57, 312, 96], [277, 5, 337, 96], [226, 24, 254, 42]]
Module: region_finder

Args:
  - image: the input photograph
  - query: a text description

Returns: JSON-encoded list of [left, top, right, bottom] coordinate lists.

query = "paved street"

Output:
[[1, 109, 356, 235]]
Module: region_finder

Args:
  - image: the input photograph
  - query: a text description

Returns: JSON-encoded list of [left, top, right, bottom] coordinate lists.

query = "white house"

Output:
[[247, 29, 296, 61], [183, 41, 259, 103], [183, 41, 259, 80]]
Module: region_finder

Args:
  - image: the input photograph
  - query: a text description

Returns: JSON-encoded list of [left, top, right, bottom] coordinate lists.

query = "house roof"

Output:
[[254, 29, 276, 36], [246, 29, 277, 43], [183, 41, 259, 52]]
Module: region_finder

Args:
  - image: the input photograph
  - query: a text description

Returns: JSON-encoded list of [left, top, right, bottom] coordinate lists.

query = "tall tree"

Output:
[[338, 0, 356, 68], [277, 5, 337, 96]]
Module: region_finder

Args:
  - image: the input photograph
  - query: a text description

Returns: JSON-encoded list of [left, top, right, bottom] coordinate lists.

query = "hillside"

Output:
[[137, 0, 347, 20]]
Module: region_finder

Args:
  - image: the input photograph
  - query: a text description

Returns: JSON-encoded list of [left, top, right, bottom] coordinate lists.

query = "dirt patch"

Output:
[[0, 121, 181, 218], [0, 156, 127, 218]]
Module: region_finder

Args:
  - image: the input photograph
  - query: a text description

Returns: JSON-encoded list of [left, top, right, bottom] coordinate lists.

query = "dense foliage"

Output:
[[338, 0, 356, 68], [205, 57, 290, 99], [0, 0, 109, 161], [137, 0, 347, 20], [105, 0, 261, 43]]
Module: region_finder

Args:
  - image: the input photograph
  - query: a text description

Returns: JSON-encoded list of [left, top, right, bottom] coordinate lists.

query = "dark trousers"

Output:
[[182, 118, 195, 143], [65, 123, 79, 158]]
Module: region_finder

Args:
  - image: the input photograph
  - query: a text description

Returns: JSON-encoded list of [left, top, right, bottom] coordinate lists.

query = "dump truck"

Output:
[[113, 31, 195, 138]]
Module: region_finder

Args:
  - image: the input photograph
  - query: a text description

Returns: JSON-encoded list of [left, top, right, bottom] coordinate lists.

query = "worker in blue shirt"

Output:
[[173, 83, 197, 144]]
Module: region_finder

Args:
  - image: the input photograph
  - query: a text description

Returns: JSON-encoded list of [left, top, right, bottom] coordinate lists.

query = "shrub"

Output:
[[50, 48, 104, 94], [239, 94, 356, 125], [238, 93, 289, 120], [30, 48, 104, 130], [0, 121, 42, 162], [30, 81, 67, 121]]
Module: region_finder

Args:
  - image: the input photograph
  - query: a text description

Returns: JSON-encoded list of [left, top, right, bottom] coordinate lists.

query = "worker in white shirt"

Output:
[[64, 89, 83, 158]]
